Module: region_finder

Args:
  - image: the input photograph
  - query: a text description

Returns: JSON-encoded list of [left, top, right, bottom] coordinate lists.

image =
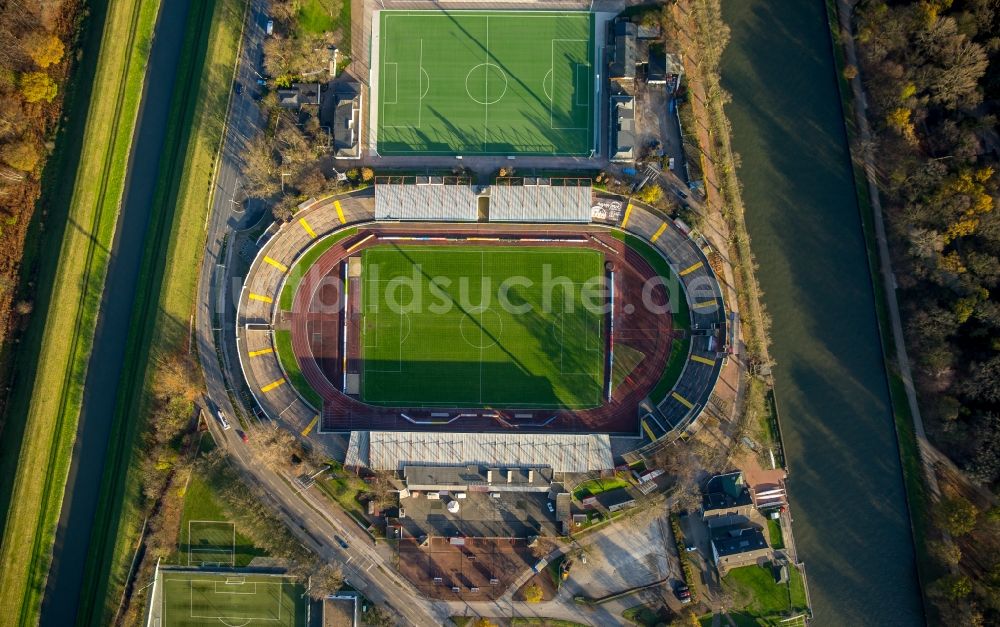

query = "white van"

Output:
[[216, 410, 231, 431]]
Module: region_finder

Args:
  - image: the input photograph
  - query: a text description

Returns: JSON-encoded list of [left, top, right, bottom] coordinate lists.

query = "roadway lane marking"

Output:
[[690, 354, 715, 366], [249, 293, 273, 303], [299, 217, 317, 238], [693, 300, 717, 310], [261, 378, 286, 392], [680, 261, 704, 276], [248, 348, 274, 357], [620, 202, 633, 227], [301, 415, 319, 436], [650, 222, 667, 242], [334, 200, 346, 224], [671, 391, 694, 409], [264, 256, 287, 272]]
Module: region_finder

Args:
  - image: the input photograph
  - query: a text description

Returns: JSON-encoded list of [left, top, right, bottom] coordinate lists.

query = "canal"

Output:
[[720, 1, 924, 624], [39, 0, 192, 624]]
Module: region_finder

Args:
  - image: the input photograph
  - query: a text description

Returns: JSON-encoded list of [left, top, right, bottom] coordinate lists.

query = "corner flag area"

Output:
[[159, 572, 306, 627], [373, 11, 595, 156]]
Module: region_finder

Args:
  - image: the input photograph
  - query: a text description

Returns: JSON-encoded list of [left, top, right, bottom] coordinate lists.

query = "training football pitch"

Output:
[[159, 572, 306, 627], [374, 11, 595, 156], [361, 245, 606, 408]]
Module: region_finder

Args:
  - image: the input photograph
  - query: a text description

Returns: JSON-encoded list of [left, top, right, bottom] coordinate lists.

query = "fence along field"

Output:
[[375, 10, 595, 156], [360, 245, 606, 408]]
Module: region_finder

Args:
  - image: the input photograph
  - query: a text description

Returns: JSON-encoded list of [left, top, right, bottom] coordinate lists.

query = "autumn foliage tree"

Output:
[[23, 31, 64, 68], [19, 71, 56, 102], [1, 140, 40, 171]]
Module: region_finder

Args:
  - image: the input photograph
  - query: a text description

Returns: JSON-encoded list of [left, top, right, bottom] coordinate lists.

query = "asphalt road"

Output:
[[192, 2, 445, 624]]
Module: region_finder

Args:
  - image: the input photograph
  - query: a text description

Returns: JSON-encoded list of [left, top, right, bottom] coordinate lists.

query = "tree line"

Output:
[[855, 1, 1000, 624], [0, 0, 77, 369]]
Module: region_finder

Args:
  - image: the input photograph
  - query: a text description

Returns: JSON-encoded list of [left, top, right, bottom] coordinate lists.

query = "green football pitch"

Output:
[[374, 10, 595, 156], [361, 245, 606, 408], [160, 572, 306, 627]]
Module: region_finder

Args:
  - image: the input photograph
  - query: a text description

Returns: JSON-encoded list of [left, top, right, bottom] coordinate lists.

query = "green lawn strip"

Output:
[[0, 0, 162, 621], [314, 472, 367, 520], [278, 226, 358, 310], [75, 0, 248, 622], [274, 329, 324, 409], [723, 563, 808, 623], [510, 619, 588, 627], [572, 476, 628, 500], [766, 517, 784, 550], [823, 0, 933, 591], [176, 475, 266, 567]]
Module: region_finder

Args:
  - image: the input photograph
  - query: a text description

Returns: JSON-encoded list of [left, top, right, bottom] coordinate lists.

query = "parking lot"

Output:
[[399, 490, 559, 539], [394, 536, 546, 601], [563, 508, 678, 599]]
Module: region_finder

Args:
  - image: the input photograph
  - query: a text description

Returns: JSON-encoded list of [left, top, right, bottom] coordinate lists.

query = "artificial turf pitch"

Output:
[[375, 10, 595, 156], [160, 572, 305, 627], [361, 245, 606, 408]]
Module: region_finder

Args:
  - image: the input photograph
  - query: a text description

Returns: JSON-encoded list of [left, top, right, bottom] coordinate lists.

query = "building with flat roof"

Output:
[[711, 526, 769, 573], [403, 465, 553, 492], [594, 487, 636, 513], [346, 431, 615, 473], [611, 96, 636, 162], [647, 45, 667, 84]]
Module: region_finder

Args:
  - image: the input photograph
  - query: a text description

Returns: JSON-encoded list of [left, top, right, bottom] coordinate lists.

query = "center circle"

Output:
[[459, 308, 503, 349], [465, 63, 508, 105]]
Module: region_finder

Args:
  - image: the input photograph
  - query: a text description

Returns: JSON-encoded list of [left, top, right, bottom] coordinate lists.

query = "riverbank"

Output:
[[719, 0, 924, 623], [0, 0, 162, 622]]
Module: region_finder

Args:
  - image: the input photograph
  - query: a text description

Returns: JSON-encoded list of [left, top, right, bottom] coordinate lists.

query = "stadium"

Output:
[[237, 176, 727, 465]]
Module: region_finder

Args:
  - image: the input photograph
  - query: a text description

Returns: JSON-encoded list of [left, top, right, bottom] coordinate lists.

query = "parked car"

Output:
[[335, 535, 349, 549], [673, 187, 688, 199], [238, 430, 249, 443], [216, 410, 231, 431], [234, 82, 243, 95], [265, 19, 274, 36], [547, 501, 555, 513], [675, 584, 691, 603]]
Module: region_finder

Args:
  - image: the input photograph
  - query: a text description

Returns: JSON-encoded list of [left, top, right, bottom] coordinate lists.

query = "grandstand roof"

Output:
[[345, 431, 614, 473], [374, 177, 478, 221], [489, 178, 592, 223]]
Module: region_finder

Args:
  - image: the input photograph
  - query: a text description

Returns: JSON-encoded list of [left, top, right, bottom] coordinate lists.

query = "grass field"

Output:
[[177, 475, 266, 568], [723, 563, 809, 625], [360, 245, 605, 408], [375, 10, 595, 156], [76, 0, 249, 622], [160, 572, 306, 627], [275, 329, 324, 408], [0, 0, 162, 621]]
